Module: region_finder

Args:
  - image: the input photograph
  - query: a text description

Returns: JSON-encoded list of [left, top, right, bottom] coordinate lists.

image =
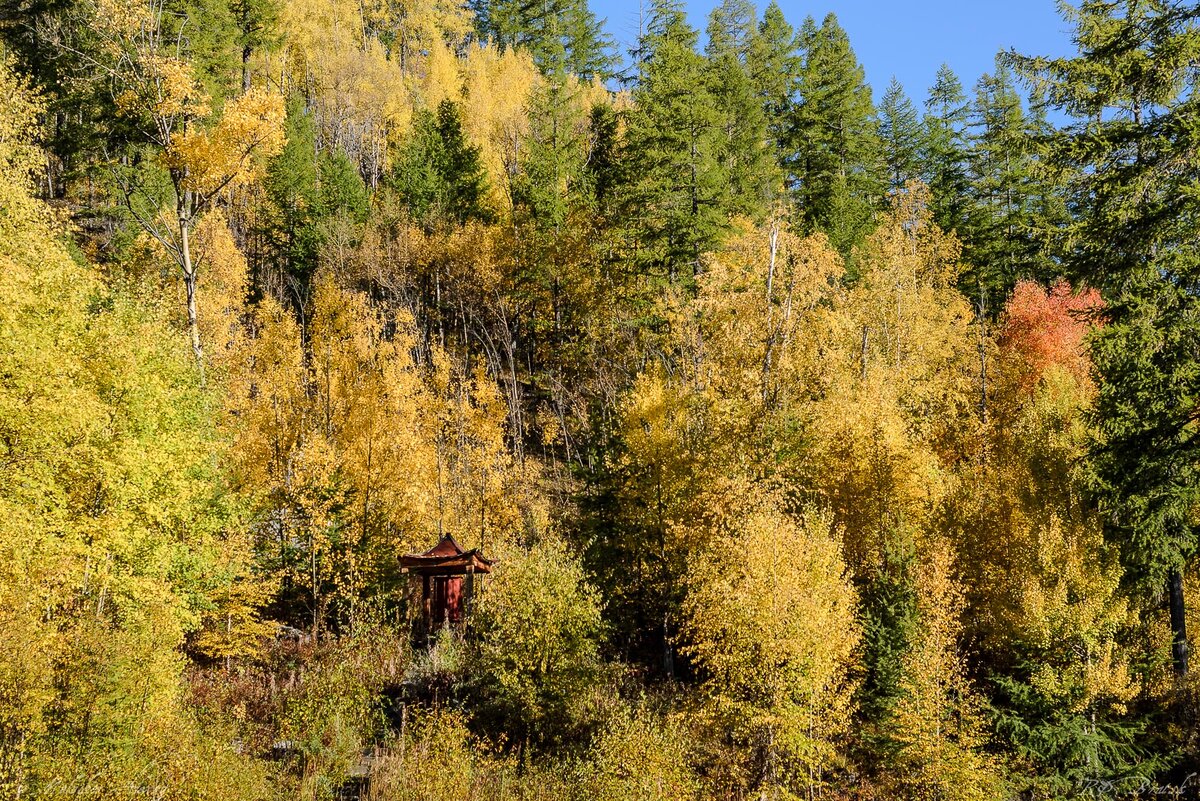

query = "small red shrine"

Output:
[[399, 534, 494, 631]]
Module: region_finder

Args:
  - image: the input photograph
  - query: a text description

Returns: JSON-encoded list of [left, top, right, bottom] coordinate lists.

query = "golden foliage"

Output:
[[0, 54, 44, 194], [691, 216, 842, 415], [167, 88, 286, 196], [684, 494, 859, 797], [221, 272, 538, 634], [461, 46, 540, 208], [807, 187, 977, 572], [93, 0, 211, 131], [192, 211, 250, 370], [884, 542, 1007, 801], [0, 56, 272, 796], [577, 705, 700, 801]]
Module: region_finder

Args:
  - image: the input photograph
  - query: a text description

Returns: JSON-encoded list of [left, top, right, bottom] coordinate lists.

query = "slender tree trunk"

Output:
[[1168, 567, 1189, 676], [860, 326, 869, 380], [978, 286, 987, 427], [242, 45, 252, 94], [761, 222, 779, 405], [184, 269, 204, 383], [311, 539, 320, 646], [179, 210, 206, 386]]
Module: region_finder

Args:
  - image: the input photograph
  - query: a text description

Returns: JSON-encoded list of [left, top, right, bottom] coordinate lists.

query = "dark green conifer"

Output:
[[265, 98, 370, 280], [620, 0, 726, 282], [705, 0, 779, 218], [471, 0, 614, 79], [1010, 0, 1200, 678], [791, 13, 883, 254], [231, 0, 279, 92], [390, 99, 493, 228], [920, 64, 971, 235], [746, 1, 800, 169], [962, 60, 1054, 303], [878, 77, 921, 193], [265, 98, 321, 277]]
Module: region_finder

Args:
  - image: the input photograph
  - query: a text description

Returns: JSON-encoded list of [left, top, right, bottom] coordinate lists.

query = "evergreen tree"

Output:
[[514, 73, 589, 229], [317, 147, 370, 226], [962, 60, 1052, 304], [991, 664, 1165, 797], [921, 63, 971, 235], [166, 0, 241, 102], [265, 98, 369, 280], [585, 101, 621, 212], [791, 13, 883, 254], [704, 0, 754, 60], [265, 97, 321, 278], [705, 0, 778, 218], [1010, 0, 1200, 676], [471, 0, 614, 79], [620, 0, 727, 282], [856, 532, 919, 723], [878, 77, 921, 192], [746, 1, 800, 170], [390, 99, 493, 227], [231, 0, 279, 91]]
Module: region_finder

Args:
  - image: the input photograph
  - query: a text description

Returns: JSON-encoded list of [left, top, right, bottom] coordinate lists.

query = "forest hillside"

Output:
[[2, 0, 1200, 798]]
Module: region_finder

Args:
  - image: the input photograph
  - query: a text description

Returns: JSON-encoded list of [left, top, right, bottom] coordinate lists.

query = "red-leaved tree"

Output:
[[999, 279, 1103, 392]]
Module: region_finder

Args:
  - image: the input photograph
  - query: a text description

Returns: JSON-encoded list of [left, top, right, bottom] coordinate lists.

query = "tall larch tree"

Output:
[[746, 1, 800, 171], [963, 60, 1053, 303], [705, 0, 778, 218], [471, 0, 614, 79]]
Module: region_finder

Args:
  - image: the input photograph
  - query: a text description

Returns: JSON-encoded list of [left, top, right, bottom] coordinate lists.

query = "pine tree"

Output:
[[231, 0, 279, 91], [471, 0, 614, 79], [856, 530, 919, 723], [514, 72, 589, 228], [317, 148, 370, 225], [1010, 0, 1200, 677], [962, 60, 1054, 302], [620, 0, 727, 282], [265, 99, 369, 281], [705, 0, 779, 218], [878, 77, 921, 193], [390, 99, 493, 227], [921, 63, 971, 235], [790, 13, 883, 255], [265, 97, 321, 279], [746, 1, 800, 170]]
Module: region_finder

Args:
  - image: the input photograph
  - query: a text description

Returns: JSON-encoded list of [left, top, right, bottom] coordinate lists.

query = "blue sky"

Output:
[[597, 0, 1076, 105]]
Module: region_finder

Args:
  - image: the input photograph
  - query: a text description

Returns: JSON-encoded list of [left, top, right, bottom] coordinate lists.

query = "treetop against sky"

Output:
[[603, 0, 1073, 98]]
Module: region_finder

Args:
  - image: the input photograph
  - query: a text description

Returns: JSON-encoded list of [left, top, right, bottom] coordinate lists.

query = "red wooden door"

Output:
[[430, 576, 465, 626], [446, 576, 463, 623]]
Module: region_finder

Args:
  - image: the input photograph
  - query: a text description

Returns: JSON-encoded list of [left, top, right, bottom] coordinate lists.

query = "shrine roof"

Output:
[[399, 534, 495, 575]]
